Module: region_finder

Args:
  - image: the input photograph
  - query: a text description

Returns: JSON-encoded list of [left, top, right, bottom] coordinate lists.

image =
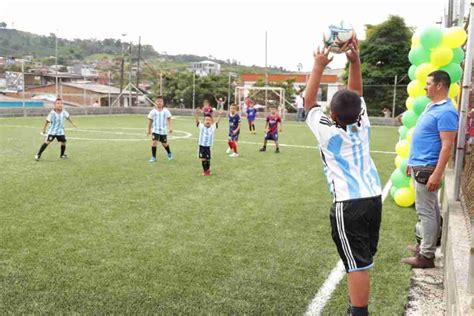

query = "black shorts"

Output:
[[199, 145, 211, 160], [330, 196, 382, 273], [229, 132, 240, 141], [152, 133, 167, 143], [265, 133, 278, 141], [47, 135, 66, 142]]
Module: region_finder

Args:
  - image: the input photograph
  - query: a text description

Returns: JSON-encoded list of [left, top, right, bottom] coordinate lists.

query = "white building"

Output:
[[190, 60, 221, 76]]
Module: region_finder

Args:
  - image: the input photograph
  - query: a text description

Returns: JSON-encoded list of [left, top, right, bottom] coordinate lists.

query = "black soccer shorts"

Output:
[[199, 145, 211, 160], [329, 196, 382, 273], [47, 135, 67, 143], [152, 133, 167, 143]]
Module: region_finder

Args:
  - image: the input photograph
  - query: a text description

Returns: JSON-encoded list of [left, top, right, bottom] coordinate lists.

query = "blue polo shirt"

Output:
[[408, 98, 459, 167]]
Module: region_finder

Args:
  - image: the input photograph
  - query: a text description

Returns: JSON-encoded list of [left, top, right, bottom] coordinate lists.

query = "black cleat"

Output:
[[259, 147, 266, 152]]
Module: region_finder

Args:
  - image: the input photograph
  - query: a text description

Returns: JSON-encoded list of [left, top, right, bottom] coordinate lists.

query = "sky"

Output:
[[0, 0, 448, 71]]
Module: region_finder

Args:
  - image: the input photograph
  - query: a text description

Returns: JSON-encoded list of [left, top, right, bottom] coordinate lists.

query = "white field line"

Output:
[[0, 124, 396, 154], [304, 180, 392, 316]]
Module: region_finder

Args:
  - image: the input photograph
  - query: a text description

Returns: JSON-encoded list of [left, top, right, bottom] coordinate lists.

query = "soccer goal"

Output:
[[235, 86, 286, 119]]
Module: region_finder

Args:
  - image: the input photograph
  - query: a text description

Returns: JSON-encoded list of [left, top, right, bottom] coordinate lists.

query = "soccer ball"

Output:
[[323, 21, 355, 54]]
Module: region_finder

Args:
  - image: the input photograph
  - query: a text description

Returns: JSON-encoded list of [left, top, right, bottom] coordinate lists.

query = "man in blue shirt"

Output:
[[402, 70, 459, 268]]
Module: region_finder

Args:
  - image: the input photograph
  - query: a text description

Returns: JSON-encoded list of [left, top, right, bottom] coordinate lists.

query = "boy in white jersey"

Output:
[[35, 98, 76, 161], [304, 39, 382, 316], [147, 96, 173, 162], [194, 108, 222, 176]]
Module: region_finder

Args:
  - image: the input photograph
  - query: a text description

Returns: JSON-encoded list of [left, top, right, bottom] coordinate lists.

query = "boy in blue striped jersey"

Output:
[[35, 98, 76, 161], [147, 96, 173, 162], [304, 38, 382, 316], [194, 108, 223, 176]]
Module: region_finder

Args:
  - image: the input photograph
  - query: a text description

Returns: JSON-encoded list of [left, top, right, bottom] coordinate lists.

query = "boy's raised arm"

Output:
[[346, 37, 363, 96], [304, 47, 333, 113]]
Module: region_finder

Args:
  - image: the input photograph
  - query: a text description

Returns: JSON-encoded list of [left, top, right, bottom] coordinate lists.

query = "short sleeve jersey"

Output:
[[267, 114, 282, 134], [305, 98, 382, 202], [148, 108, 172, 135], [47, 110, 70, 136], [198, 122, 217, 147]]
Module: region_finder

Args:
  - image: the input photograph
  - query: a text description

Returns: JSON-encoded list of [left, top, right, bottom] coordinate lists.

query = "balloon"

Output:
[[390, 185, 399, 199], [430, 46, 453, 67], [396, 139, 410, 158], [413, 95, 431, 115], [408, 65, 417, 81], [407, 127, 415, 142], [391, 169, 411, 188], [395, 155, 404, 168], [402, 110, 419, 128], [399, 158, 409, 174], [442, 27, 468, 48], [448, 82, 460, 98], [440, 63, 463, 82], [394, 187, 415, 207], [406, 97, 415, 111], [398, 126, 409, 139], [408, 46, 430, 66], [407, 80, 426, 97], [411, 32, 420, 47], [419, 26, 443, 49], [452, 47, 465, 64], [415, 63, 437, 82]]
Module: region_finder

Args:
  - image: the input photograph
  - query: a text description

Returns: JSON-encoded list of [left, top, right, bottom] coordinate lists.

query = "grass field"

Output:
[[0, 114, 418, 314]]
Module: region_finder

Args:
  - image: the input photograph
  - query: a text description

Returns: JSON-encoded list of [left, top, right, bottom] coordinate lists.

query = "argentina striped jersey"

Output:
[[47, 110, 70, 135], [147, 108, 172, 135], [306, 98, 382, 202], [198, 122, 217, 147]]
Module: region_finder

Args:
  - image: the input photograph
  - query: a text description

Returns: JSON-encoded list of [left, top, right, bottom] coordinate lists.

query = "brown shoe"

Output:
[[400, 254, 435, 268], [406, 244, 420, 254]]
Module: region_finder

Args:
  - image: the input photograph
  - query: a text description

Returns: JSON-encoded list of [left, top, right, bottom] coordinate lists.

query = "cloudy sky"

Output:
[[0, 0, 448, 70]]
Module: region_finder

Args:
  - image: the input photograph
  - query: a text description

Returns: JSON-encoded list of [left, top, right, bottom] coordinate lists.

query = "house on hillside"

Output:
[[190, 60, 221, 76]]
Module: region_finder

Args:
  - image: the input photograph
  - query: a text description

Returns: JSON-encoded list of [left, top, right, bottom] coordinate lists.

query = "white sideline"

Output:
[[304, 180, 392, 316]]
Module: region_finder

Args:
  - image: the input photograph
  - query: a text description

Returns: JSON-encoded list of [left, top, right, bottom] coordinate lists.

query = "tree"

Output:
[[344, 15, 412, 116], [0, 22, 7, 29]]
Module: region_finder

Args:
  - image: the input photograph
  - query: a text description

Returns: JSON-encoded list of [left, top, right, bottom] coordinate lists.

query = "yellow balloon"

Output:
[[448, 82, 460, 98], [394, 187, 415, 207], [406, 128, 415, 142], [415, 63, 437, 82], [407, 80, 426, 97], [395, 155, 404, 168], [395, 139, 410, 158], [411, 32, 420, 48], [405, 97, 415, 111], [430, 46, 453, 67], [442, 27, 468, 48], [452, 98, 459, 110]]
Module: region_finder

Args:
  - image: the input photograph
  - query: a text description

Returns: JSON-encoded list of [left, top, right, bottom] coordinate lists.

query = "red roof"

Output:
[[240, 73, 337, 84]]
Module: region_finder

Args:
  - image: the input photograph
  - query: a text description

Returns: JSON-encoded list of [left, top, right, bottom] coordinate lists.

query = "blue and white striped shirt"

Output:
[[147, 108, 172, 135], [198, 122, 217, 147], [47, 110, 70, 136], [306, 98, 382, 202]]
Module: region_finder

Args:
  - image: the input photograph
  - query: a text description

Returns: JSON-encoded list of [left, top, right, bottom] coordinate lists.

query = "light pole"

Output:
[[227, 72, 237, 110], [55, 29, 58, 97], [119, 33, 127, 106], [192, 69, 196, 110]]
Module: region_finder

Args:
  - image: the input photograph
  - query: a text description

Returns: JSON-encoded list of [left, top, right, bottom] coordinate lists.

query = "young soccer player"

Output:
[[226, 103, 241, 157], [246, 101, 257, 134], [304, 39, 382, 316], [35, 98, 77, 161], [201, 99, 214, 117], [214, 95, 227, 111], [195, 109, 222, 176], [259, 104, 282, 153], [147, 96, 173, 162]]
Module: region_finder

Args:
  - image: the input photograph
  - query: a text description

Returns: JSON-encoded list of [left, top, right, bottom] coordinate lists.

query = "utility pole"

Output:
[[391, 75, 397, 118], [265, 31, 268, 107], [119, 33, 126, 106], [136, 36, 141, 91], [55, 30, 58, 97]]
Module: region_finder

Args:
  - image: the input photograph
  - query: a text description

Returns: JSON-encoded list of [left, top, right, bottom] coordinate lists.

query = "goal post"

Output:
[[234, 86, 287, 119]]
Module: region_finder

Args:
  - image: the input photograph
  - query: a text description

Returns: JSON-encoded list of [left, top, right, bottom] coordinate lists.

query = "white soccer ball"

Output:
[[323, 21, 355, 54]]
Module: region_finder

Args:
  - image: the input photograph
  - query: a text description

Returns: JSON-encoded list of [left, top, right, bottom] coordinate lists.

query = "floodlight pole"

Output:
[[391, 75, 397, 118], [192, 70, 196, 110], [265, 31, 268, 108], [55, 30, 58, 97]]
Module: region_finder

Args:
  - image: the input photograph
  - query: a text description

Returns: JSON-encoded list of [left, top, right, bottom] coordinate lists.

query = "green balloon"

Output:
[[408, 65, 417, 81], [413, 96, 431, 115], [402, 110, 419, 129], [390, 185, 398, 199], [452, 47, 465, 64], [399, 126, 408, 139], [391, 169, 411, 188], [440, 63, 463, 82], [399, 159, 409, 174], [419, 26, 443, 49], [408, 47, 430, 66]]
